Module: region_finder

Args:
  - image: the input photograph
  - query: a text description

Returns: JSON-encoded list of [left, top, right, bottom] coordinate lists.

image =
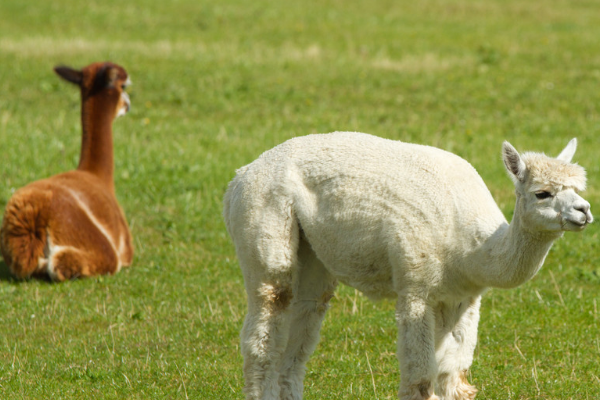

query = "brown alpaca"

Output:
[[0, 62, 134, 281]]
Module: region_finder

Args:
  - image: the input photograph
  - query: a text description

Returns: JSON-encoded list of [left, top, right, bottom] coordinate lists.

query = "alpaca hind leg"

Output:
[[237, 207, 301, 399], [39, 197, 121, 281], [396, 295, 440, 400], [278, 238, 337, 400], [48, 243, 118, 281], [0, 189, 51, 278], [241, 285, 293, 400], [46, 219, 120, 282], [48, 247, 91, 281], [434, 297, 481, 400]]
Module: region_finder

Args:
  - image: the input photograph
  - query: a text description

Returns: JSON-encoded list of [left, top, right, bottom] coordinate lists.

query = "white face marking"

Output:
[[116, 91, 130, 118]]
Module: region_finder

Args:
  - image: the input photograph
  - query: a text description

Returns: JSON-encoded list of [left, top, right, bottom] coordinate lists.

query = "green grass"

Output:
[[1, 0, 600, 398]]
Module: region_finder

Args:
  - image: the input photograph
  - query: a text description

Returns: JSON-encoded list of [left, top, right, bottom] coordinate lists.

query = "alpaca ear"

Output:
[[104, 66, 119, 87], [502, 141, 526, 182], [556, 138, 577, 163], [54, 66, 83, 86]]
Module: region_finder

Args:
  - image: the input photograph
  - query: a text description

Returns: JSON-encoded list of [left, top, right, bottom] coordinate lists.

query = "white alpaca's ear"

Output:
[[556, 138, 577, 163], [502, 141, 526, 182]]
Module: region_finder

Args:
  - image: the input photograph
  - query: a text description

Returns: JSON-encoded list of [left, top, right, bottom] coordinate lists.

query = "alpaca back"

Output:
[[224, 132, 506, 298]]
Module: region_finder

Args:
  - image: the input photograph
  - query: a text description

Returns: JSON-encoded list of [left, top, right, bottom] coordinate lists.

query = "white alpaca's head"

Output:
[[502, 138, 593, 233]]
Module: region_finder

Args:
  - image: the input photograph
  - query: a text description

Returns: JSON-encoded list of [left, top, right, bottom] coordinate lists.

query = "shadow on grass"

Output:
[[0, 260, 15, 282], [0, 260, 53, 283]]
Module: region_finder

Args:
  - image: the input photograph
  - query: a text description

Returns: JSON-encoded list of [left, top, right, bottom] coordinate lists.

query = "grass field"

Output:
[[1, 0, 600, 398]]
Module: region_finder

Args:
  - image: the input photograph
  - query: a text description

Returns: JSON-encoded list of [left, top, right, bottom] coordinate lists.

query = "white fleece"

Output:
[[224, 132, 591, 400]]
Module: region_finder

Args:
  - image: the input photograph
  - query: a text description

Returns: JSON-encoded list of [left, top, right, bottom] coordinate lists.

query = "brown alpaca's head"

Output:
[[54, 62, 131, 119]]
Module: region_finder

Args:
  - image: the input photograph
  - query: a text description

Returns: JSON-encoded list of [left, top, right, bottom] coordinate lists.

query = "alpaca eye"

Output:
[[535, 191, 552, 200]]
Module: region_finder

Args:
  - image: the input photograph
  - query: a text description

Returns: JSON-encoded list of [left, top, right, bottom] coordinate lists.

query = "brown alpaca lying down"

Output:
[[1, 62, 134, 281]]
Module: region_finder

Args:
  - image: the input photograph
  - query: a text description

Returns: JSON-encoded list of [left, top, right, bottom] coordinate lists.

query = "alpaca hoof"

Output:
[[456, 383, 477, 400], [399, 382, 439, 400], [456, 373, 477, 400], [436, 371, 478, 400]]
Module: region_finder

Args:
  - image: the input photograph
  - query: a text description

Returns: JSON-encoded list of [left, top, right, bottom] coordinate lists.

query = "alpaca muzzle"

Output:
[[566, 200, 592, 228]]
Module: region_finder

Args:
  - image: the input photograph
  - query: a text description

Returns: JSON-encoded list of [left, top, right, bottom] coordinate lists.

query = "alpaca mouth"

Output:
[[565, 218, 588, 230]]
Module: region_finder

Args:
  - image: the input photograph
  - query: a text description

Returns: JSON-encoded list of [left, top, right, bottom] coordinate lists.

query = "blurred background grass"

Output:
[[0, 0, 599, 398]]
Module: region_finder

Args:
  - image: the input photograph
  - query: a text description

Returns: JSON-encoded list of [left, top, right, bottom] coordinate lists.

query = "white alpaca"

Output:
[[223, 132, 593, 400]]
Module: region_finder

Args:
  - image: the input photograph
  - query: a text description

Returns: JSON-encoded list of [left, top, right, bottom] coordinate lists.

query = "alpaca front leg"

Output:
[[435, 297, 481, 400], [396, 296, 440, 400]]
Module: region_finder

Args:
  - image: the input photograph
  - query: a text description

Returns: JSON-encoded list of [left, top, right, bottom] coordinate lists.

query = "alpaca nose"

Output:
[[574, 201, 592, 224], [575, 202, 590, 215]]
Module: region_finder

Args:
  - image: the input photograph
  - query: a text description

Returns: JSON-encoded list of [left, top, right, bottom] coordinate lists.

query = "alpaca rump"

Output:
[[223, 132, 592, 400], [1, 62, 133, 281]]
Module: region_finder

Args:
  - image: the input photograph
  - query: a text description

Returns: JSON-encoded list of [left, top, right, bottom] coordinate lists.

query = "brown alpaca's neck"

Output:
[[77, 96, 115, 191]]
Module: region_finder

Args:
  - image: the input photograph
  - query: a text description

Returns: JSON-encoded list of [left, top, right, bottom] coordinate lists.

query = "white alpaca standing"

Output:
[[223, 132, 593, 400]]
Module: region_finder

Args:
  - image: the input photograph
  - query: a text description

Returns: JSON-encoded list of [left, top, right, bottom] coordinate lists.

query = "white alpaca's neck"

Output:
[[468, 196, 562, 289]]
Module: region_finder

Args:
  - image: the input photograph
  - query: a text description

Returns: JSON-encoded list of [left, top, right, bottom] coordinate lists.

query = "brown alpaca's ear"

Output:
[[54, 66, 83, 86], [105, 67, 119, 87], [96, 65, 124, 90]]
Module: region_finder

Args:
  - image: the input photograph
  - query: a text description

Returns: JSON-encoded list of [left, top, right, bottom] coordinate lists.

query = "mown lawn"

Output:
[[0, 0, 599, 399]]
